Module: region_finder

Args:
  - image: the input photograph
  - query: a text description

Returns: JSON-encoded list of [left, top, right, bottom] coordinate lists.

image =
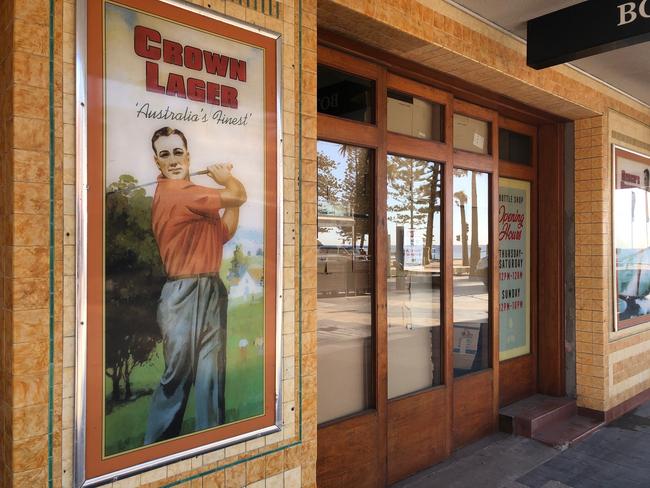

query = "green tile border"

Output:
[[48, 0, 56, 485]]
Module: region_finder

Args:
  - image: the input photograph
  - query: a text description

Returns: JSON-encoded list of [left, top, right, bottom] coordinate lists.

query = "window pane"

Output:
[[317, 141, 373, 423], [317, 65, 375, 123], [387, 90, 444, 142], [499, 129, 532, 165], [453, 170, 490, 377], [453, 114, 490, 155], [387, 156, 443, 398], [499, 178, 531, 360]]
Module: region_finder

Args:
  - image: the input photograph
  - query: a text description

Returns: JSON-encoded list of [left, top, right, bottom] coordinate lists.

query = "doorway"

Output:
[[315, 43, 564, 487]]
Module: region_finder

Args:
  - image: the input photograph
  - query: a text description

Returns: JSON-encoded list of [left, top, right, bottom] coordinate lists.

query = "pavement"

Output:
[[393, 399, 650, 488]]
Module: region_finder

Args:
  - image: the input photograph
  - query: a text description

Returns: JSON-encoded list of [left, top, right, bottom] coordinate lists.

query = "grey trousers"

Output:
[[144, 275, 227, 445]]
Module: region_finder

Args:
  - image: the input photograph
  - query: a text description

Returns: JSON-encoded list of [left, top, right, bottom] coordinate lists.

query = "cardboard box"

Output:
[[387, 94, 435, 140], [453, 113, 489, 154]]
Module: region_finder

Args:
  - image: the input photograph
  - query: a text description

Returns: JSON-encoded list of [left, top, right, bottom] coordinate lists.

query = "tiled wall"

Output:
[[2, 0, 65, 485], [2, 0, 318, 486], [573, 112, 650, 413], [574, 115, 609, 412], [606, 111, 650, 411]]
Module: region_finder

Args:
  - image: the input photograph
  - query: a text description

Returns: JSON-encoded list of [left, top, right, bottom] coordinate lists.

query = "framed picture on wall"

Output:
[[612, 145, 650, 331], [75, 0, 282, 485]]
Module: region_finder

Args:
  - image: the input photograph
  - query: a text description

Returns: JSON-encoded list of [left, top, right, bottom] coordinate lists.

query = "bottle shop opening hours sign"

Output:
[[498, 178, 530, 361]]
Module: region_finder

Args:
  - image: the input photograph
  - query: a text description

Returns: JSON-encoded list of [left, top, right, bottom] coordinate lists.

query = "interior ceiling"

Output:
[[445, 0, 650, 107]]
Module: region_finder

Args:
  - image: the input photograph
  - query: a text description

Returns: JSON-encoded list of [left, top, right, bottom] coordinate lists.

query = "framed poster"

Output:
[[75, 0, 282, 485], [613, 145, 650, 331], [498, 178, 530, 360]]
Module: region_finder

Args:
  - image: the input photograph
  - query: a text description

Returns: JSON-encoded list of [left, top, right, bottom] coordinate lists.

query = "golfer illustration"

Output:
[[144, 126, 247, 444]]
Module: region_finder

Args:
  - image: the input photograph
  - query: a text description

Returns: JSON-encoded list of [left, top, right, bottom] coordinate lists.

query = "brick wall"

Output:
[[573, 112, 650, 413], [606, 111, 650, 411], [1, 0, 65, 485], [574, 116, 609, 411]]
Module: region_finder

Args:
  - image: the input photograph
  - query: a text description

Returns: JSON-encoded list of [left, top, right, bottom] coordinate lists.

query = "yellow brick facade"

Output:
[[606, 112, 650, 411], [574, 115, 609, 412], [1, 0, 650, 486]]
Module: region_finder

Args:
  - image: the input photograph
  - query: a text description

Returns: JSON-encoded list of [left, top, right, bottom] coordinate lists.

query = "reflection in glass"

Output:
[[614, 150, 650, 326], [387, 91, 444, 142], [387, 156, 443, 398], [317, 140, 373, 423], [453, 170, 490, 377], [317, 65, 375, 123], [453, 114, 490, 155]]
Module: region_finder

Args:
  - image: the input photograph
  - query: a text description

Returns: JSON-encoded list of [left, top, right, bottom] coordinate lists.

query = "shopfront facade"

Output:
[[0, 1, 649, 487]]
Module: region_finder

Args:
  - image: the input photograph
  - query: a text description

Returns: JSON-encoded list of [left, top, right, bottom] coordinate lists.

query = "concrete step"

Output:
[[532, 414, 604, 449], [499, 394, 577, 437]]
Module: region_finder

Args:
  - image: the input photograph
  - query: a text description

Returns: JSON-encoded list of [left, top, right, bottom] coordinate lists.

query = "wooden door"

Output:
[[449, 100, 500, 449], [384, 74, 453, 484], [497, 117, 539, 407], [316, 46, 386, 488]]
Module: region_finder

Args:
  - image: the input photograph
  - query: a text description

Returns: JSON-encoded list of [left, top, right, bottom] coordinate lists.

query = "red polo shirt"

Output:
[[152, 177, 230, 277]]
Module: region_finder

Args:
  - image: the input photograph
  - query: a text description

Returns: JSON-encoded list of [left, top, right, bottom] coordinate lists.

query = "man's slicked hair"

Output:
[[151, 127, 188, 154]]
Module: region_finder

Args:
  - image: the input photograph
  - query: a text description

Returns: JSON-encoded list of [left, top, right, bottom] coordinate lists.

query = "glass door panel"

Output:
[[498, 178, 531, 360], [386, 155, 443, 398], [317, 140, 374, 423], [452, 169, 491, 377]]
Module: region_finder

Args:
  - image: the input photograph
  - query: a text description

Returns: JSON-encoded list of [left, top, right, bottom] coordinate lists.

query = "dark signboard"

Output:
[[527, 0, 650, 69]]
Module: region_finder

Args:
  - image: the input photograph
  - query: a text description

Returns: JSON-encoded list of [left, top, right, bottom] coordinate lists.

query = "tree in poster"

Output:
[[105, 175, 164, 403], [229, 243, 249, 279]]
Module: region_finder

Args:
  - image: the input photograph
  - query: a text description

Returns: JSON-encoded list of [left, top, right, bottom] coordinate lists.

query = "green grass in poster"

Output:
[[104, 299, 265, 456]]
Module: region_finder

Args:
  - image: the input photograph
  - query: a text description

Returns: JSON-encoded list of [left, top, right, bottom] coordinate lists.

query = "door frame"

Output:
[[315, 36, 566, 487], [498, 117, 539, 407]]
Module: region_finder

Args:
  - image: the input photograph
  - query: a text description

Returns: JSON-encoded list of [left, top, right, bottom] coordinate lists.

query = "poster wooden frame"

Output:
[[75, 0, 283, 485]]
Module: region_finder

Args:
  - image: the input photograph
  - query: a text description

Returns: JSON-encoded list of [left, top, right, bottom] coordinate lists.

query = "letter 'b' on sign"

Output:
[[619, 2, 638, 25], [619, 0, 650, 25]]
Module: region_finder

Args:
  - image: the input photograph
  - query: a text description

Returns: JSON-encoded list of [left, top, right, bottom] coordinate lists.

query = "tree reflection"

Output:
[[338, 145, 370, 250], [453, 169, 482, 274], [388, 156, 442, 266], [454, 190, 469, 266]]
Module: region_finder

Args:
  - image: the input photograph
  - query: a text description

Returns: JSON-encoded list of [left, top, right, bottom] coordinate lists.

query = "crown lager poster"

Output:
[[79, 0, 280, 482]]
